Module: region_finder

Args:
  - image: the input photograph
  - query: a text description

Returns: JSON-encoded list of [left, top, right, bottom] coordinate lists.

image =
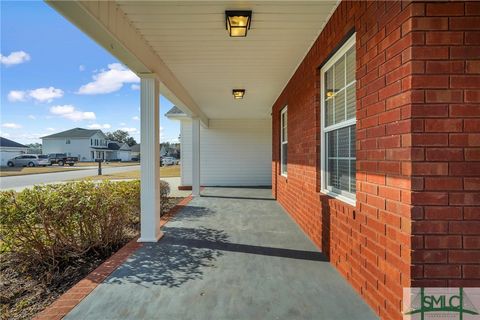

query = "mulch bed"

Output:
[[0, 197, 182, 320]]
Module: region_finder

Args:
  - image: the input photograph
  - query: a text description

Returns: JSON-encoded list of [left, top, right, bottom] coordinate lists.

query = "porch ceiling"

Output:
[[118, 1, 337, 119], [48, 1, 338, 121]]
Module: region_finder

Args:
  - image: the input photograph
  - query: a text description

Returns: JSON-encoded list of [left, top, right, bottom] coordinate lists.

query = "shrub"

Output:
[[0, 179, 171, 273], [0, 180, 141, 271], [160, 180, 170, 205]]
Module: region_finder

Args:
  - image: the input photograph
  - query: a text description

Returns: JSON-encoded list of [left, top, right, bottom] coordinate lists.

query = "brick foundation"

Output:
[[271, 1, 479, 319]]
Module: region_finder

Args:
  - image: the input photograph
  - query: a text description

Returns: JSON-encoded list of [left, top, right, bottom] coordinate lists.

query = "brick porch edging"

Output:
[[34, 193, 195, 320]]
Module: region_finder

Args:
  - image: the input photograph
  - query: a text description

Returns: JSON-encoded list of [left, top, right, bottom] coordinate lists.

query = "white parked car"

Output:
[[7, 154, 51, 167], [161, 157, 179, 166]]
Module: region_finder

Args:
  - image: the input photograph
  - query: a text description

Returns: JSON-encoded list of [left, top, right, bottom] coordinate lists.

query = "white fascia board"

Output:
[[45, 0, 208, 128], [165, 114, 189, 121]]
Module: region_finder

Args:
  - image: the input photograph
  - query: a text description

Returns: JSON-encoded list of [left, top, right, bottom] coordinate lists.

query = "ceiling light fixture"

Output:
[[225, 10, 252, 37], [232, 89, 246, 99]]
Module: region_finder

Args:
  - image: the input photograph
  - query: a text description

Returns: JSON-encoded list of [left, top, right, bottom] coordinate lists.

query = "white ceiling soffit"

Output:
[[117, 1, 338, 119]]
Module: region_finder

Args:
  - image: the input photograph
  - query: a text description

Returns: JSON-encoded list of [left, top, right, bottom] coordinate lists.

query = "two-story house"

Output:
[[42, 128, 132, 161]]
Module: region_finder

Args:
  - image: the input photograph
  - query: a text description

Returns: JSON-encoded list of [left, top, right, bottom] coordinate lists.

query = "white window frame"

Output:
[[320, 34, 356, 206], [280, 106, 288, 177]]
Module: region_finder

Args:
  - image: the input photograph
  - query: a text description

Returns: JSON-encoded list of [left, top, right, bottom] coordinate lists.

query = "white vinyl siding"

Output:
[[181, 119, 272, 186], [321, 34, 356, 206], [42, 132, 111, 162], [0, 149, 28, 166], [280, 106, 288, 176]]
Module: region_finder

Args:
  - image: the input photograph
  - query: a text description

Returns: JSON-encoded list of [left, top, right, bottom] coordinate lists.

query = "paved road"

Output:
[[0, 165, 140, 191]]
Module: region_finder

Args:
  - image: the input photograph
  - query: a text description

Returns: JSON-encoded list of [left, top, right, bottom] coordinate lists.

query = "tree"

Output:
[[105, 130, 137, 146], [27, 142, 42, 149], [125, 136, 137, 146]]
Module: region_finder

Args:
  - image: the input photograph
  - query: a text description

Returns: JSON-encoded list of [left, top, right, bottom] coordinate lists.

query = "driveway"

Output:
[[65, 187, 377, 320], [0, 165, 140, 191]]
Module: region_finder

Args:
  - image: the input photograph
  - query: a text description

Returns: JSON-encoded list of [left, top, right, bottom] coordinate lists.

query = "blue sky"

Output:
[[0, 1, 179, 145]]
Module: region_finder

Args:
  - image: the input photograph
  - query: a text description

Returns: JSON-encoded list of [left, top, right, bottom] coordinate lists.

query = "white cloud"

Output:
[[8, 90, 27, 102], [0, 51, 30, 66], [2, 122, 22, 129], [119, 127, 138, 133], [87, 123, 111, 129], [119, 122, 126, 126], [132, 116, 140, 121], [49, 105, 96, 122], [0, 132, 48, 144], [8, 87, 63, 103], [50, 105, 74, 114], [77, 63, 139, 95], [131, 84, 140, 90], [28, 115, 36, 120], [28, 87, 64, 103], [79, 65, 85, 72], [46, 127, 55, 131]]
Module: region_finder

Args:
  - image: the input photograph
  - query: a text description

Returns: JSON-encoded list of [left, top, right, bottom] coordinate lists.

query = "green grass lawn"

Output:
[[75, 161, 140, 167], [80, 165, 180, 181]]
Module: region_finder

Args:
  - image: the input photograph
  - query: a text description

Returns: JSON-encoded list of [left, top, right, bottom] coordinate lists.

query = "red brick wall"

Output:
[[407, 2, 480, 288], [271, 2, 478, 320]]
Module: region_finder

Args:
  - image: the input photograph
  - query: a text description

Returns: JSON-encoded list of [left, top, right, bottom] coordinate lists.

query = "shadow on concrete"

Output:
[[107, 226, 229, 288], [170, 236, 328, 261], [107, 224, 327, 290], [320, 195, 331, 261], [168, 204, 216, 222]]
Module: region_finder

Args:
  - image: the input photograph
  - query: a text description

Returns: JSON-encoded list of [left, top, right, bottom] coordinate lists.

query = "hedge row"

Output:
[[0, 180, 170, 271]]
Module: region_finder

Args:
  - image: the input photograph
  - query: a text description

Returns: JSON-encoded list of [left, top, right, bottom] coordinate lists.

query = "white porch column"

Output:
[[192, 118, 201, 197], [138, 76, 162, 242]]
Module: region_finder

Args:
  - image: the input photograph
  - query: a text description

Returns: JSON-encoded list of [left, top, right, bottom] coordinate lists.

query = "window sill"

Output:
[[320, 189, 356, 207]]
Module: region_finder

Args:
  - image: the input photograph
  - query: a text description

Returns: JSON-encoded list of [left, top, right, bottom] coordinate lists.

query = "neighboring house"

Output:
[[42, 128, 132, 161], [160, 145, 167, 157], [0, 137, 29, 166], [130, 144, 140, 160], [107, 141, 132, 161], [168, 144, 180, 158], [166, 106, 271, 187], [130, 143, 178, 160], [160, 143, 180, 158]]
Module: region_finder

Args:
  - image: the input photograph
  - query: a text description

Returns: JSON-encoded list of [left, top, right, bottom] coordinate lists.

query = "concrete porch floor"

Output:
[[65, 187, 377, 320]]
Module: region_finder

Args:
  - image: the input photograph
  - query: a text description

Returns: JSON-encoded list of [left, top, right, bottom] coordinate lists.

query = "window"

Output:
[[321, 34, 356, 205], [91, 139, 93, 145], [66, 139, 71, 144], [280, 106, 288, 176]]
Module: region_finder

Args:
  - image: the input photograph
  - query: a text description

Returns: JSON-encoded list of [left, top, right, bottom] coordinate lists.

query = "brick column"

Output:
[[409, 2, 480, 287]]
